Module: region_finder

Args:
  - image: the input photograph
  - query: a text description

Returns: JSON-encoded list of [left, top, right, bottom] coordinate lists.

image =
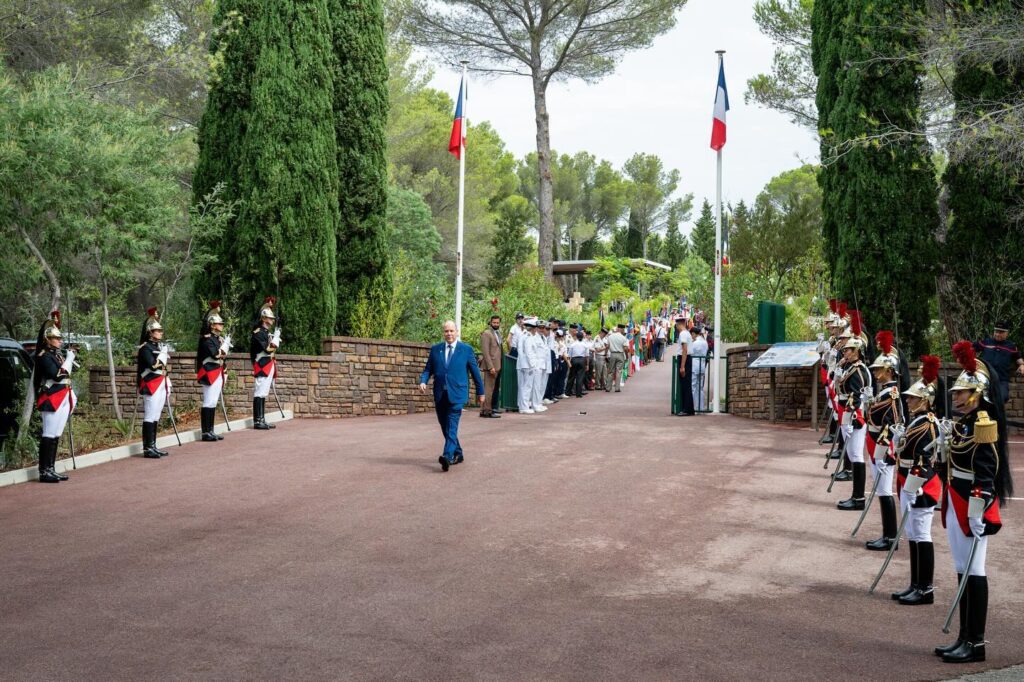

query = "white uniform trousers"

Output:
[[872, 459, 895, 497], [900, 488, 936, 543], [202, 373, 223, 409], [841, 423, 867, 463], [517, 367, 534, 412], [691, 371, 706, 411], [253, 364, 275, 398], [143, 377, 169, 422], [945, 492, 988, 577], [530, 369, 546, 408], [41, 390, 76, 438]]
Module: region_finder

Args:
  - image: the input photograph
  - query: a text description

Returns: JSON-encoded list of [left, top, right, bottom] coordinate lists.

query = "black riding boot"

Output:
[[837, 463, 865, 510], [49, 437, 68, 480], [944, 576, 987, 662], [201, 407, 218, 441], [866, 496, 898, 550], [901, 541, 935, 605], [262, 397, 276, 428], [935, 573, 967, 655], [38, 437, 60, 482], [834, 451, 852, 479], [892, 540, 918, 600], [142, 422, 161, 458], [254, 398, 270, 430]]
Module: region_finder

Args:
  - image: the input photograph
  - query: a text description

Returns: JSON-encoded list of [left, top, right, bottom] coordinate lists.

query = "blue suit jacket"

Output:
[[420, 340, 485, 408]]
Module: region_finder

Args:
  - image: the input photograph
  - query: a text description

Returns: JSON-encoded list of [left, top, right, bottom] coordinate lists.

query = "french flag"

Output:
[[710, 61, 729, 151], [448, 75, 467, 159]]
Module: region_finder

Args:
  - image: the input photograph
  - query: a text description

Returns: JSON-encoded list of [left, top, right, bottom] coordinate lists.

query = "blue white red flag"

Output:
[[710, 61, 729, 151], [448, 75, 467, 159]]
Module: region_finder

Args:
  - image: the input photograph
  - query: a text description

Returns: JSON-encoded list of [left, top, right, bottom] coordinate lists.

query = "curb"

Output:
[[0, 410, 294, 488]]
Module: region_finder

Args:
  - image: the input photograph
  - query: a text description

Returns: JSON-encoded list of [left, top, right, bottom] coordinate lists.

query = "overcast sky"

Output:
[[428, 0, 820, 232]]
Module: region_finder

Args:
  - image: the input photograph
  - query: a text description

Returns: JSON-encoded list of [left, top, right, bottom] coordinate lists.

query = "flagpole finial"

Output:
[[715, 50, 726, 55]]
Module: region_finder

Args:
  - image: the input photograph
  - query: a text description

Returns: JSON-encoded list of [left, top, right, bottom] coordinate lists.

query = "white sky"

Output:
[[428, 0, 820, 232]]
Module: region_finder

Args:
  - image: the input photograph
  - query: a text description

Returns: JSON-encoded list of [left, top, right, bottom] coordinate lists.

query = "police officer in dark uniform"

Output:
[[137, 308, 170, 459], [197, 300, 229, 442], [33, 311, 76, 483], [975, 321, 1023, 404]]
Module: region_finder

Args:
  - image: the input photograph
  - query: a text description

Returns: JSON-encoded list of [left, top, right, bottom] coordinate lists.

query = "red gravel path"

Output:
[[1, 361, 1021, 681]]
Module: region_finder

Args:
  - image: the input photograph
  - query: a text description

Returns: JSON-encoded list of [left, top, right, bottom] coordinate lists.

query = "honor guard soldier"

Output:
[[197, 300, 230, 442], [864, 331, 905, 551], [935, 342, 1013, 664], [250, 297, 280, 430], [137, 308, 171, 459], [33, 311, 76, 483], [835, 311, 872, 510], [891, 355, 943, 605]]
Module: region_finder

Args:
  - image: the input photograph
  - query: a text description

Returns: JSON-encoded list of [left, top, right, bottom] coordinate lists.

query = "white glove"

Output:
[[219, 334, 232, 356], [157, 350, 170, 366], [841, 423, 853, 439], [60, 349, 76, 373], [969, 517, 985, 539], [270, 329, 282, 346], [901, 487, 918, 511]]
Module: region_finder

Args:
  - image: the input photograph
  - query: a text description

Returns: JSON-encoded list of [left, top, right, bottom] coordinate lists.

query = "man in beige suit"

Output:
[[479, 314, 503, 418]]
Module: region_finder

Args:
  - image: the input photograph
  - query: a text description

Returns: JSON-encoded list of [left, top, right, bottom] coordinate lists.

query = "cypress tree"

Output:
[[329, 0, 391, 334], [623, 210, 645, 258], [941, 0, 1024, 341], [811, 0, 844, 277], [814, 0, 938, 355], [194, 0, 340, 353], [690, 199, 716, 267]]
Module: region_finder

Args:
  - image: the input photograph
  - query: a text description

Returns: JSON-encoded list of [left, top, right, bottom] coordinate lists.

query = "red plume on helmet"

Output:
[[838, 301, 848, 318], [209, 299, 221, 310], [264, 296, 276, 307], [50, 310, 61, 327], [875, 330, 894, 355], [920, 355, 940, 384], [952, 340, 977, 374], [828, 298, 838, 314], [849, 310, 862, 337], [147, 307, 158, 318]]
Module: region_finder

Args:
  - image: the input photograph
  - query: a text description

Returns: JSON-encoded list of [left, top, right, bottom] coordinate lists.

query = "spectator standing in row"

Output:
[[606, 323, 628, 392], [479, 314, 503, 418], [975, 321, 1023, 404], [592, 328, 610, 390], [507, 313, 525, 358], [690, 325, 709, 412], [655, 320, 669, 362], [568, 331, 589, 398], [676, 316, 695, 415]]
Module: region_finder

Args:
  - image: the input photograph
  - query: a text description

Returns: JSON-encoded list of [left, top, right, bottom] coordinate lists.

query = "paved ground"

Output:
[[2, 359, 1022, 681]]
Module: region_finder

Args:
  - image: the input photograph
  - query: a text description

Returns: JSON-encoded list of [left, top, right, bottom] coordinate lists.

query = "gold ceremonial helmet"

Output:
[[205, 299, 224, 326], [951, 341, 993, 408], [259, 296, 276, 320], [869, 330, 900, 374], [145, 307, 163, 333], [42, 310, 62, 339], [842, 335, 866, 352], [904, 355, 941, 406]]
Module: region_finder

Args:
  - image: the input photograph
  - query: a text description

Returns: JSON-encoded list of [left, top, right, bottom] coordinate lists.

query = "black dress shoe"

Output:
[[934, 639, 964, 656], [254, 421, 271, 431], [833, 470, 852, 481], [836, 497, 865, 511], [865, 537, 896, 551], [38, 469, 61, 483], [891, 585, 915, 600], [829, 450, 842, 459], [487, 413, 501, 418], [214, 432, 224, 440], [144, 450, 162, 459], [899, 588, 934, 605], [822, 434, 836, 444], [438, 456, 449, 472], [454, 455, 464, 464], [53, 468, 69, 481], [942, 641, 985, 663], [202, 432, 219, 442]]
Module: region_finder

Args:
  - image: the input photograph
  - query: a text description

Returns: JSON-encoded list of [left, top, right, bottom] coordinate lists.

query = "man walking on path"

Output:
[[606, 323, 628, 392], [420, 320, 485, 472], [479, 315, 503, 418]]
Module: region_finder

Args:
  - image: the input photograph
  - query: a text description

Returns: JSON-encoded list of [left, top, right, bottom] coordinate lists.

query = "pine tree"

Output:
[[690, 199, 716, 267], [194, 0, 340, 353], [329, 0, 391, 334], [623, 210, 645, 258], [813, 0, 938, 354], [940, 0, 1024, 341]]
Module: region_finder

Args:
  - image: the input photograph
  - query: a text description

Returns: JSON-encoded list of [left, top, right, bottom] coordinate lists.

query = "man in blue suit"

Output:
[[420, 320, 486, 472]]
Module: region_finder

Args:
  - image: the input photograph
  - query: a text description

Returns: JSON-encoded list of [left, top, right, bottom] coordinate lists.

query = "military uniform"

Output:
[[250, 297, 280, 430], [136, 308, 170, 459], [33, 312, 75, 483], [836, 326, 871, 511], [197, 301, 229, 441], [864, 331, 905, 550]]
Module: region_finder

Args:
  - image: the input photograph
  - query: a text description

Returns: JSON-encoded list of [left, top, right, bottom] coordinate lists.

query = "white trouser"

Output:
[[692, 372, 706, 411], [872, 459, 895, 497], [841, 424, 867, 463], [143, 378, 169, 422], [946, 492, 988, 576], [202, 374, 223, 409], [900, 489, 936, 542], [531, 369, 547, 407], [517, 368, 534, 412], [253, 364, 275, 398], [41, 391, 76, 438]]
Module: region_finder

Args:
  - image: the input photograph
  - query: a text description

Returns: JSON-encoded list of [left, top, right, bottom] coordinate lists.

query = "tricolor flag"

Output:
[[448, 75, 467, 159], [710, 61, 729, 151]]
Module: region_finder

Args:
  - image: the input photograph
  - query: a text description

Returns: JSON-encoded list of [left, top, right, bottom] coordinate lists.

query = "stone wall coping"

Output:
[[323, 336, 432, 350]]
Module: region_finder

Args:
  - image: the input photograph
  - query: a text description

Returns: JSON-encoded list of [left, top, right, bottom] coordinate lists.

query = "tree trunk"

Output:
[[16, 221, 61, 441], [532, 75, 554, 278], [99, 268, 123, 421]]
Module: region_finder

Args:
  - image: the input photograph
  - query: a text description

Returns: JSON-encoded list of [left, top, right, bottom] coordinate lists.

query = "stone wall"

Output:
[[727, 344, 1024, 429], [88, 337, 446, 418]]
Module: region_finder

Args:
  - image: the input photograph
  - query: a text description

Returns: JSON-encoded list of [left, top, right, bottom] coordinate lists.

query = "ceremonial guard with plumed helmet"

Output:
[[835, 310, 872, 511], [33, 310, 76, 483], [250, 297, 280, 430], [934, 342, 1013, 663], [863, 330, 906, 551], [890, 355, 944, 606], [137, 308, 171, 459], [197, 300, 230, 442]]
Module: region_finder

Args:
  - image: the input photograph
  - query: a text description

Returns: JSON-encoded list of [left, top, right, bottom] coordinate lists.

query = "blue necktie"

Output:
[[445, 344, 453, 366]]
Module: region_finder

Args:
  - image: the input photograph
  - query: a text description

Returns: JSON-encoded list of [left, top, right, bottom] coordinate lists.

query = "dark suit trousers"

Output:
[[435, 393, 463, 462], [680, 355, 695, 415]]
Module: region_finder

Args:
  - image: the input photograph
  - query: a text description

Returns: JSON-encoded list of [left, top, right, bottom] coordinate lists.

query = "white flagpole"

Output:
[[712, 50, 725, 415], [455, 61, 468, 336]]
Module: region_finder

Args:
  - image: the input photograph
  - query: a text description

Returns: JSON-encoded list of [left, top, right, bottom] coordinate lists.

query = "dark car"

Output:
[[0, 338, 34, 449]]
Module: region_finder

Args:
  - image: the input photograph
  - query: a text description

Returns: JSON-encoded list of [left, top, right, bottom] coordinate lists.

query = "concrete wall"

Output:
[[88, 337, 441, 418]]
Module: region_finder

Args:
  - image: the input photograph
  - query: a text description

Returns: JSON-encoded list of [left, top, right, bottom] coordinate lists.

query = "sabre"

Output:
[[129, 392, 140, 437], [869, 503, 911, 593], [271, 379, 285, 419], [826, 435, 849, 493], [823, 415, 841, 468], [163, 374, 182, 446], [65, 398, 77, 470], [851, 462, 884, 537], [217, 335, 233, 431], [818, 405, 835, 445], [63, 292, 77, 470], [219, 389, 232, 432], [943, 537, 980, 633]]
